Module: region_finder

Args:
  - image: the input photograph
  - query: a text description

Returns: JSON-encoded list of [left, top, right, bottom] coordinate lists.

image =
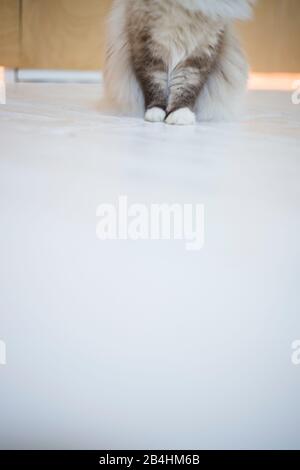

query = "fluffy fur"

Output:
[[104, 0, 254, 124]]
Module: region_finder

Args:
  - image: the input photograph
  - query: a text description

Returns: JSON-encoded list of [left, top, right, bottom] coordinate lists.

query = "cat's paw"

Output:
[[165, 108, 196, 126], [145, 107, 166, 123]]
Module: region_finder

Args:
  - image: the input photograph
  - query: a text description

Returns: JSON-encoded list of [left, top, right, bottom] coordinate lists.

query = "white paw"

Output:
[[165, 107, 196, 126], [145, 107, 166, 123]]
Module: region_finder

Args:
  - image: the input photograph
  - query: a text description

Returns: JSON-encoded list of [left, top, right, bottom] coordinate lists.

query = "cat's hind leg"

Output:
[[137, 65, 169, 123], [165, 53, 216, 125], [131, 39, 169, 123]]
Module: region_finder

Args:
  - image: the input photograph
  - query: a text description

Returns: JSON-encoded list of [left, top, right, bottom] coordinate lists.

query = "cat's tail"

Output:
[[195, 25, 249, 121], [104, 0, 144, 116]]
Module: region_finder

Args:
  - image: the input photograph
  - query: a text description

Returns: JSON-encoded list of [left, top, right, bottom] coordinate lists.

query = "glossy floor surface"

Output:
[[0, 84, 300, 449]]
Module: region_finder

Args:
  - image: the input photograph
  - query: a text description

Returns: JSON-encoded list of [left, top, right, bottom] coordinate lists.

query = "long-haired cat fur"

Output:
[[104, 0, 255, 125]]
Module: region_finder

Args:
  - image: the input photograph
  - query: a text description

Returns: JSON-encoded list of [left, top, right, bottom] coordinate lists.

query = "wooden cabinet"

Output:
[[21, 0, 111, 69], [0, 0, 299, 72], [236, 0, 300, 73], [0, 0, 20, 68]]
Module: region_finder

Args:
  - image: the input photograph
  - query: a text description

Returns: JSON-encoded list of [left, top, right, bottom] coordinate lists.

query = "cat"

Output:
[[104, 0, 255, 125]]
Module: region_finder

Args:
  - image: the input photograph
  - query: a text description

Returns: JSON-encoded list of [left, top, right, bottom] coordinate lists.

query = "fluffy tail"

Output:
[[195, 25, 249, 121], [104, 0, 144, 116]]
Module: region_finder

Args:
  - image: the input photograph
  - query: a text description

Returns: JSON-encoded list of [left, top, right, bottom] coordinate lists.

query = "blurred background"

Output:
[[0, 0, 299, 73]]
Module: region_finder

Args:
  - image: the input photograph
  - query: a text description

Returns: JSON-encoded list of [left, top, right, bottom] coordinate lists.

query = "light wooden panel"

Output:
[[21, 0, 111, 70], [237, 0, 300, 72], [0, 0, 20, 67]]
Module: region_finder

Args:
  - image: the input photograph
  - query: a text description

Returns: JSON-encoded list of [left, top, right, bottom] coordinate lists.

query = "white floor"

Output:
[[0, 83, 300, 449]]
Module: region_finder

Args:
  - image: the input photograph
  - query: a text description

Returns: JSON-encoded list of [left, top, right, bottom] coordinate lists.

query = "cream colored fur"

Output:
[[104, 0, 254, 121]]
